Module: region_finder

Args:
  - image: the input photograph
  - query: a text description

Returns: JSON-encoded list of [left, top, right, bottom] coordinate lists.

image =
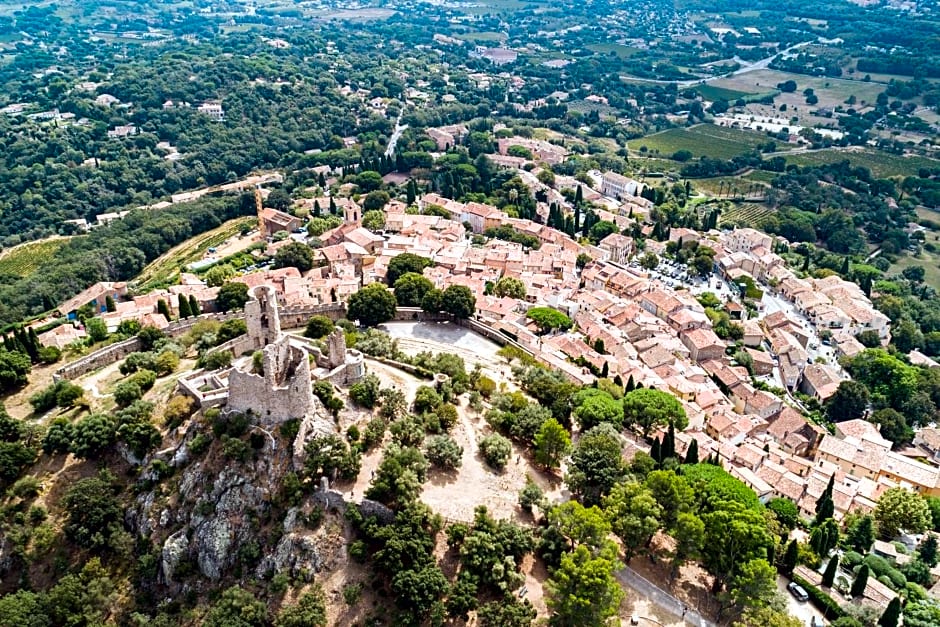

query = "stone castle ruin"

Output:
[[178, 285, 365, 427]]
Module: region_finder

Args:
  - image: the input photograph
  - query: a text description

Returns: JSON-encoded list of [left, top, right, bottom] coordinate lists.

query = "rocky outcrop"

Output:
[[161, 529, 189, 583], [255, 506, 324, 580], [127, 375, 352, 588]]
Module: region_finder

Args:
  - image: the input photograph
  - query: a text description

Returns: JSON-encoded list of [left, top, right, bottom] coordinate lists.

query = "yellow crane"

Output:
[[254, 184, 266, 241]]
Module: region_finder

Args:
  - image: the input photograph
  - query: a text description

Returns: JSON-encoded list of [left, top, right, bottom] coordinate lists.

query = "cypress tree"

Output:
[[613, 374, 623, 387], [105, 295, 116, 312], [329, 197, 337, 214], [601, 361, 609, 378], [189, 295, 201, 316], [878, 597, 901, 627], [27, 327, 41, 359], [841, 257, 850, 276], [663, 423, 675, 460], [650, 438, 662, 465], [810, 526, 825, 556], [157, 299, 172, 320], [684, 439, 698, 464], [850, 564, 869, 598], [178, 295, 192, 319], [313, 200, 322, 217], [781, 539, 798, 575], [822, 554, 839, 588]]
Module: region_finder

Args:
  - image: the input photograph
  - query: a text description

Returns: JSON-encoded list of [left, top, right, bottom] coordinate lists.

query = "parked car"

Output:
[[788, 581, 809, 602]]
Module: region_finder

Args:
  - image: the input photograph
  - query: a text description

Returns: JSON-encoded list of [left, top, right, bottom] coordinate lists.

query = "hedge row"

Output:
[[792, 574, 846, 620]]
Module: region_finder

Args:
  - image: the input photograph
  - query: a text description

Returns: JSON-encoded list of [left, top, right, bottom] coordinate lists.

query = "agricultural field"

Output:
[[892, 248, 940, 292], [784, 148, 940, 178], [0, 237, 67, 278], [695, 84, 754, 102], [630, 124, 777, 160], [629, 157, 682, 178], [718, 202, 775, 228], [134, 217, 256, 291], [708, 69, 886, 108], [586, 42, 644, 59], [454, 31, 506, 43], [692, 173, 772, 197]]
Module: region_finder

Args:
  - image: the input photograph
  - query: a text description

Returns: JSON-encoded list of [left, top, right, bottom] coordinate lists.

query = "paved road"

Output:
[[777, 575, 825, 626], [384, 114, 408, 157], [616, 566, 716, 627]]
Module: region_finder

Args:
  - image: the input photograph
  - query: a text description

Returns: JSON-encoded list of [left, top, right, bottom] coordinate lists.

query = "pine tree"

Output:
[[684, 438, 698, 465], [822, 554, 839, 587], [850, 564, 869, 598], [178, 295, 192, 319], [878, 597, 901, 627], [781, 539, 798, 575], [189, 295, 201, 316], [157, 299, 172, 320]]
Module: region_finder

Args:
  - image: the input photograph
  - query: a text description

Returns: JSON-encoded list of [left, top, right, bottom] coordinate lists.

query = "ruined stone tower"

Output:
[[327, 327, 346, 369], [245, 285, 281, 351]]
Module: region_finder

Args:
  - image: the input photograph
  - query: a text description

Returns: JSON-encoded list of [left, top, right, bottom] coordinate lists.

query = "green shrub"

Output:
[[222, 436, 251, 462], [128, 369, 157, 391], [792, 574, 845, 620], [479, 433, 512, 469]]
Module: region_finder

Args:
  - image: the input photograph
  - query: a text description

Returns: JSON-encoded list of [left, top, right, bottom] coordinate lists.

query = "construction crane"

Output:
[[254, 184, 266, 241]]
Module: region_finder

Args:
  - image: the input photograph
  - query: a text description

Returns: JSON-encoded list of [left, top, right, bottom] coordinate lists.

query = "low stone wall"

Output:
[[53, 306, 524, 383], [279, 303, 347, 329], [54, 337, 142, 382], [391, 307, 451, 322]]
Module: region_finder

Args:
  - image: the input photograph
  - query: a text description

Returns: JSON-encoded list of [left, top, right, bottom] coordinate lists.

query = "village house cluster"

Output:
[[34, 167, 937, 554]]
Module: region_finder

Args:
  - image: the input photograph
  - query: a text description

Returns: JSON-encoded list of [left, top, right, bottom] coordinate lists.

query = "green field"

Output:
[[694, 84, 753, 102], [455, 31, 506, 43], [892, 250, 940, 292], [587, 43, 643, 59], [630, 124, 779, 160], [784, 149, 940, 178], [0, 238, 67, 278]]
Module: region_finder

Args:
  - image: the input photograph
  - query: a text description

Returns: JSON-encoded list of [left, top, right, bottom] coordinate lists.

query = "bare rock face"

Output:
[[291, 396, 335, 470], [129, 391, 344, 587], [161, 529, 189, 583]]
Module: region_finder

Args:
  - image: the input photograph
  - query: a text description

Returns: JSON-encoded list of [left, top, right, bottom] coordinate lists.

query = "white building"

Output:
[[600, 171, 642, 200]]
